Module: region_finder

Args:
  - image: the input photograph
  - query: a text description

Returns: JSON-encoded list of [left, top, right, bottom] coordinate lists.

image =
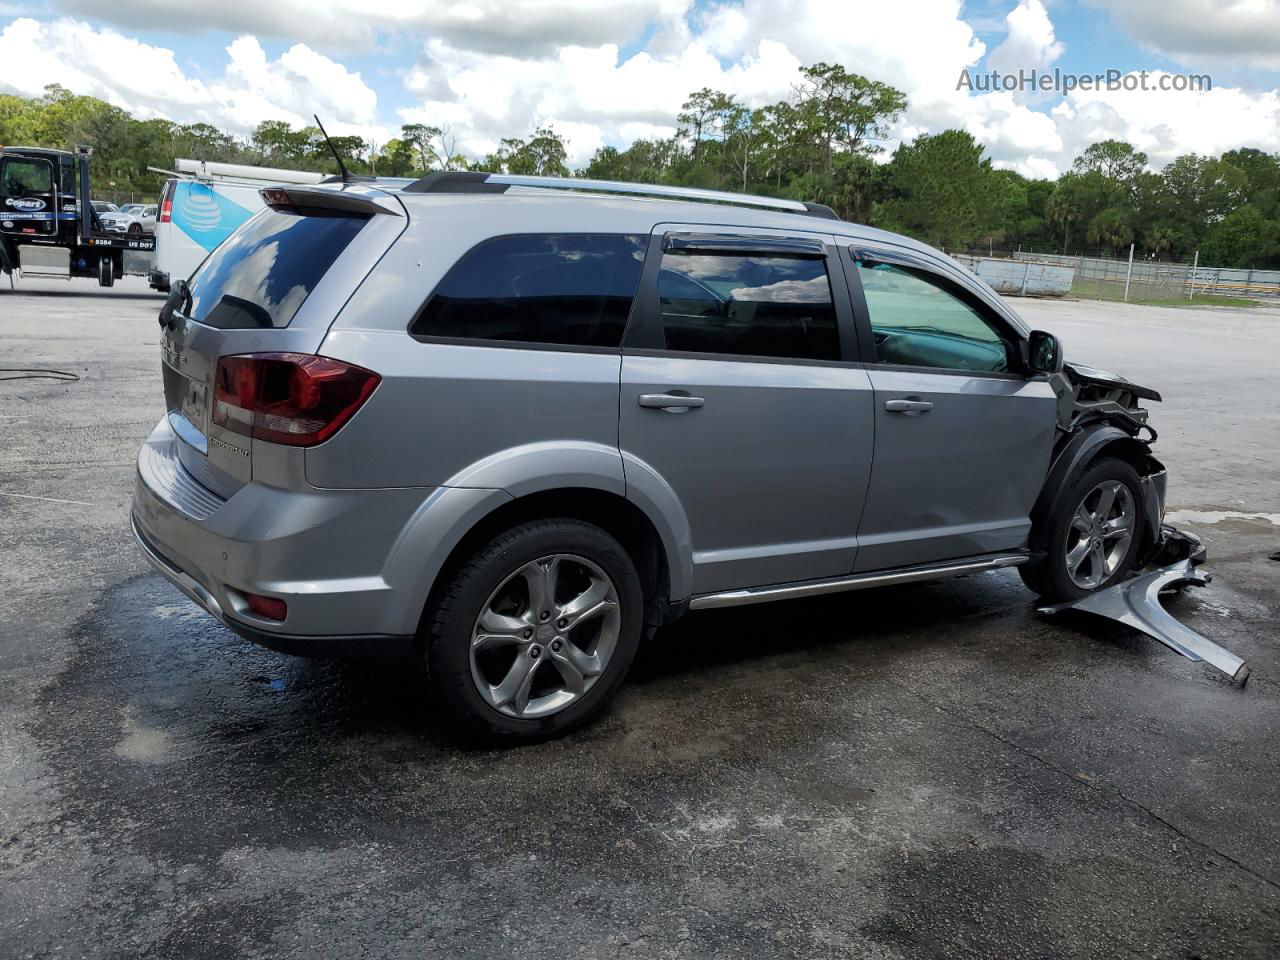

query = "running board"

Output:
[[688, 553, 1028, 611], [1038, 558, 1248, 683]]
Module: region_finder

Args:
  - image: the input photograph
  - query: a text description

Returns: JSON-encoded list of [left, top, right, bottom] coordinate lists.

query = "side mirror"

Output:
[[1027, 329, 1064, 375]]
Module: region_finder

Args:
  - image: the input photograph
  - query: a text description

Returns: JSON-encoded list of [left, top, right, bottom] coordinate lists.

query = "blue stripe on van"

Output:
[[172, 181, 254, 252]]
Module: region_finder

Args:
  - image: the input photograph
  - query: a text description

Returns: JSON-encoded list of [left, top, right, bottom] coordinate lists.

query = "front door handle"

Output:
[[884, 398, 934, 414], [638, 392, 705, 411]]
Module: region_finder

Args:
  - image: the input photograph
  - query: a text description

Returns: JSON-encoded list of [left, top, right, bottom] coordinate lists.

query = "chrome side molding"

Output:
[[688, 553, 1028, 611]]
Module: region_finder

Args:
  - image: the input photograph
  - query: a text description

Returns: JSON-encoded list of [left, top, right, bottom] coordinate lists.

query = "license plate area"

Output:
[[178, 377, 208, 435], [162, 360, 209, 449]]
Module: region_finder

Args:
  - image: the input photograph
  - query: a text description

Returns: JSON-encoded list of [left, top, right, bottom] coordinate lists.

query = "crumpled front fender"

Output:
[[1031, 423, 1168, 563]]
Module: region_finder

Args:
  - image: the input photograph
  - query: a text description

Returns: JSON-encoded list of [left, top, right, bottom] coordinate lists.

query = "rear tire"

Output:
[[1020, 456, 1144, 604], [97, 256, 114, 288], [423, 519, 644, 745]]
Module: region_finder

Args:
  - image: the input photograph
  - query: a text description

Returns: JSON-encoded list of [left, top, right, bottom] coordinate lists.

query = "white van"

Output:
[[148, 159, 326, 292]]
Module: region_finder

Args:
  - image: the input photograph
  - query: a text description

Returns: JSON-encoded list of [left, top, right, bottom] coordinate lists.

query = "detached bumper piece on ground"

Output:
[[1039, 526, 1249, 683]]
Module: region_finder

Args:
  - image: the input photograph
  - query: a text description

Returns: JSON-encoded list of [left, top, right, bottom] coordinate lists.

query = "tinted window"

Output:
[[412, 233, 646, 348], [187, 208, 368, 329], [857, 261, 1012, 373], [658, 253, 838, 361]]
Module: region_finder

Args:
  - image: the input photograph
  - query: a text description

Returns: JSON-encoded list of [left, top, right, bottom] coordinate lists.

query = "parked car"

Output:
[[132, 173, 1181, 743], [100, 202, 156, 235]]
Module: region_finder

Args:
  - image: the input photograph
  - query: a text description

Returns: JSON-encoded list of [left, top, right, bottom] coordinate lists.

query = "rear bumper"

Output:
[[130, 415, 430, 651], [131, 510, 413, 659], [147, 268, 169, 291]]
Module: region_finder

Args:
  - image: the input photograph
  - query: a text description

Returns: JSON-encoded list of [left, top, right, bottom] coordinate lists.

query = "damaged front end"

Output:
[[1036, 362, 1247, 682], [1044, 361, 1182, 569]]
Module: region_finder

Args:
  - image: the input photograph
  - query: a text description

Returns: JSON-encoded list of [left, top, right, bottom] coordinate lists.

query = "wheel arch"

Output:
[[415, 486, 678, 641], [1030, 422, 1166, 558]]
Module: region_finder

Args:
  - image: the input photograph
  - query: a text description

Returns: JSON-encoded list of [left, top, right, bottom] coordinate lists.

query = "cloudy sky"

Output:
[[2, 0, 1278, 177]]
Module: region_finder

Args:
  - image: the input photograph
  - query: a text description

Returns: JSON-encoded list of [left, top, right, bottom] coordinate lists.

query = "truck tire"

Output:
[[97, 256, 115, 288]]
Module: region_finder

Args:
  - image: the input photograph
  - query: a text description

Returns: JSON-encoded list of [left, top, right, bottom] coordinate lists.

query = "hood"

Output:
[[1064, 361, 1162, 403]]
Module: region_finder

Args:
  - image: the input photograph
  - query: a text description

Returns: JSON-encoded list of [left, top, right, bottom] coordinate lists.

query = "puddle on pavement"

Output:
[[1166, 509, 1280, 527]]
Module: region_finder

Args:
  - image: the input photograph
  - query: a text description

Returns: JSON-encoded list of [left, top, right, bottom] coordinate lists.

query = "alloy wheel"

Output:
[[1064, 480, 1136, 590], [469, 553, 621, 719]]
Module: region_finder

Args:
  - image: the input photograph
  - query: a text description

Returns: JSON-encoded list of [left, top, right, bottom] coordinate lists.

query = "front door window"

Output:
[[857, 261, 1013, 373]]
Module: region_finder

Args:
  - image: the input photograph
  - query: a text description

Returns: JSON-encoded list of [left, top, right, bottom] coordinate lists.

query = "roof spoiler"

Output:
[[259, 186, 402, 217]]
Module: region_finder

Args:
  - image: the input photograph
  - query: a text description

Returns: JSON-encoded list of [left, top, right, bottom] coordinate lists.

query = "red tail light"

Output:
[[159, 195, 173, 223], [212, 353, 380, 447]]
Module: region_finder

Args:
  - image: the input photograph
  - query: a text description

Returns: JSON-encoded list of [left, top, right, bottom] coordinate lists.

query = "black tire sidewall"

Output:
[[1034, 457, 1145, 603], [425, 519, 644, 743]]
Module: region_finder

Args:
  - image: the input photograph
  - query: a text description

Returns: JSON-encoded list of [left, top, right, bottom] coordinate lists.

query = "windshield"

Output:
[[186, 207, 369, 329]]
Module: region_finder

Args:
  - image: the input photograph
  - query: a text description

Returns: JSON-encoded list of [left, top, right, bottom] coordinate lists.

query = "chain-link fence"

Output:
[[961, 248, 1280, 304]]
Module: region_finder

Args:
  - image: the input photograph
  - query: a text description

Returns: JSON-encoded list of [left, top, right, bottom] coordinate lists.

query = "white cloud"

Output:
[[214, 36, 380, 135], [5, 1, 1279, 182], [987, 0, 1064, 78], [0, 18, 386, 142], [51, 0, 688, 55], [401, 0, 995, 165], [1052, 73, 1280, 168], [389, 0, 1114, 177], [1087, 0, 1280, 71], [0, 16, 211, 116]]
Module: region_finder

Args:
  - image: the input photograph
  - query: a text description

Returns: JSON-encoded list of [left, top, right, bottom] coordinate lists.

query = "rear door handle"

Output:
[[638, 393, 705, 410], [884, 398, 934, 414]]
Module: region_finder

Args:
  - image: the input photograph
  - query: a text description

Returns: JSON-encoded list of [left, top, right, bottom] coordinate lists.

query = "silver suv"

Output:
[[102, 203, 157, 235], [133, 172, 1178, 742]]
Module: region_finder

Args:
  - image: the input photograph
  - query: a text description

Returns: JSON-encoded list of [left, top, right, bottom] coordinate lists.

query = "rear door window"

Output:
[[411, 233, 646, 348], [656, 252, 839, 361], [187, 208, 369, 329]]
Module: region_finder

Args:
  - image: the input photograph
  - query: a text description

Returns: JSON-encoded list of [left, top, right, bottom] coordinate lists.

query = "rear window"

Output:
[[410, 233, 646, 348], [187, 208, 368, 329]]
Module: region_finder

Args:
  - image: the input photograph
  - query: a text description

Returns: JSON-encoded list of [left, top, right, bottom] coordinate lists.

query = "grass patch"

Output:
[[1070, 277, 1260, 308]]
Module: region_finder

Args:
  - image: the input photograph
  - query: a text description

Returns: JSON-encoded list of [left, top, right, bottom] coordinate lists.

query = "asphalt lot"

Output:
[[2, 276, 1278, 958]]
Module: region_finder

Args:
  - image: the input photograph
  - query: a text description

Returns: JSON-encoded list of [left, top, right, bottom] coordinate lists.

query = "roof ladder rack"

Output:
[[401, 171, 838, 219]]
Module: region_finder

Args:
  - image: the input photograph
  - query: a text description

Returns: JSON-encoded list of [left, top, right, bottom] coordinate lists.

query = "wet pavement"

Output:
[[2, 278, 1278, 958]]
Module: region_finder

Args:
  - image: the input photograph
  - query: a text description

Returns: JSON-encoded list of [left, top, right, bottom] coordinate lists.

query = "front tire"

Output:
[[1021, 457, 1144, 603], [423, 519, 644, 744]]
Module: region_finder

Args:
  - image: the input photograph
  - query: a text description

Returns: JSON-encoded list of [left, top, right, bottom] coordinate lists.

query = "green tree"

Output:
[[876, 130, 1003, 251], [1201, 205, 1280, 267], [793, 62, 907, 174], [678, 88, 732, 160], [1072, 140, 1147, 184], [1086, 206, 1136, 255]]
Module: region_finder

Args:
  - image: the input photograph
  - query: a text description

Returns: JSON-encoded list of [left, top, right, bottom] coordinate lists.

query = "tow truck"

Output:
[[0, 144, 155, 288]]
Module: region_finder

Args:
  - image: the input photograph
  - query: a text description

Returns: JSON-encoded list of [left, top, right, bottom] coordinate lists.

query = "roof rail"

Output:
[[401, 170, 838, 218]]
